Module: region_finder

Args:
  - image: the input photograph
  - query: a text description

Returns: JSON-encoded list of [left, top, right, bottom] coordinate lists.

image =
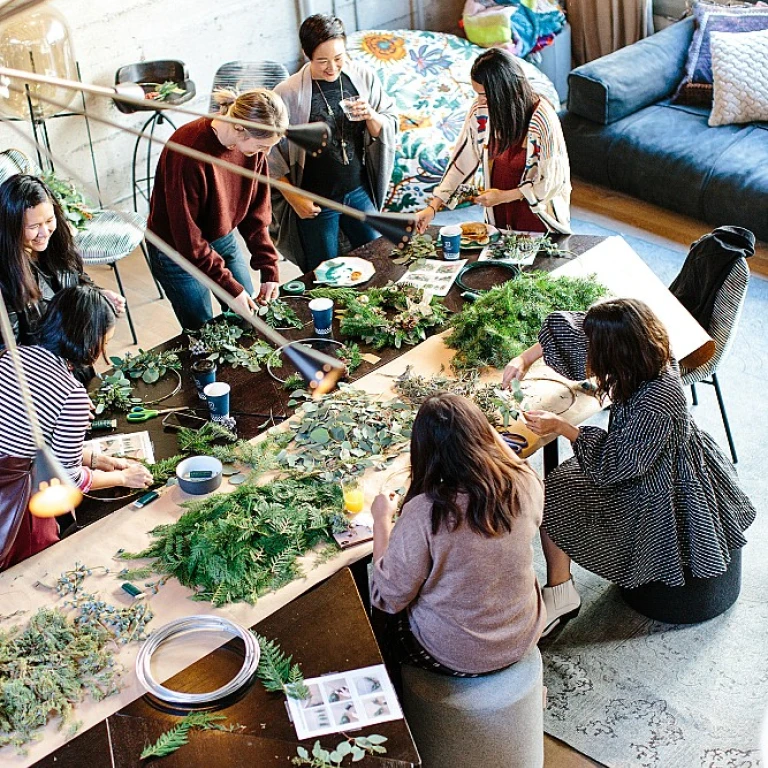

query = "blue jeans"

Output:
[[296, 185, 378, 272], [148, 232, 254, 331]]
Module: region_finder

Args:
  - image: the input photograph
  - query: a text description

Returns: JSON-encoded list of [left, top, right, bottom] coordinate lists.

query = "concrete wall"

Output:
[[0, 0, 464, 210]]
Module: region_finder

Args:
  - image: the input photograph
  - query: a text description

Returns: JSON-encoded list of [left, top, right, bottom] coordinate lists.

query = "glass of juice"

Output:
[[341, 477, 365, 515]]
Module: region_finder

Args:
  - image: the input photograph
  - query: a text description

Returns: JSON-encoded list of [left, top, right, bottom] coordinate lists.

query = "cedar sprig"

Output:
[[140, 712, 228, 759], [253, 633, 309, 699]]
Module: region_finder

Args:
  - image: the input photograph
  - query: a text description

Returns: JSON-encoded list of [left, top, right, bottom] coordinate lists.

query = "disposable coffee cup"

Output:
[[191, 359, 216, 400], [340, 96, 364, 121], [203, 381, 230, 421], [440, 225, 462, 260], [308, 297, 334, 337]]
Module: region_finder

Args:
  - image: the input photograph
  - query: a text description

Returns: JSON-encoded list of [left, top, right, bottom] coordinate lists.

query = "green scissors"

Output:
[[127, 405, 189, 423]]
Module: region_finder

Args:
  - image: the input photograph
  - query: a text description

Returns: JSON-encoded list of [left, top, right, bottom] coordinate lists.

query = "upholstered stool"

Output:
[[621, 547, 742, 624], [401, 646, 544, 768]]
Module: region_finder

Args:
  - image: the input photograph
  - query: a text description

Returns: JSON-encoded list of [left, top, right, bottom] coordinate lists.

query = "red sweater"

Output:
[[147, 118, 280, 296]]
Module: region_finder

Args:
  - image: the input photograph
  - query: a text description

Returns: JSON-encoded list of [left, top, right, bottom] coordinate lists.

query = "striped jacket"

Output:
[[434, 97, 571, 234]]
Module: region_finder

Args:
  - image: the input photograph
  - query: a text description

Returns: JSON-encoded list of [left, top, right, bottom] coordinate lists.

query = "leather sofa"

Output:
[[560, 17, 768, 242]]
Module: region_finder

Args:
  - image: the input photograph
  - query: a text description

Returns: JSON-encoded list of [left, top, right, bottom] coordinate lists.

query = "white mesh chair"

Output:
[[679, 257, 749, 464], [208, 61, 290, 112], [0, 148, 159, 345]]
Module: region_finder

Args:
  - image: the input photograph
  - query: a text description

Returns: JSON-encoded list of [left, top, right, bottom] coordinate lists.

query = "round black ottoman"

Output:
[[620, 548, 742, 624]]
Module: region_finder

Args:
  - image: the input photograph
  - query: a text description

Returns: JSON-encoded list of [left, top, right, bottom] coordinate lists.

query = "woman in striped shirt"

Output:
[[0, 286, 152, 569], [415, 48, 571, 235]]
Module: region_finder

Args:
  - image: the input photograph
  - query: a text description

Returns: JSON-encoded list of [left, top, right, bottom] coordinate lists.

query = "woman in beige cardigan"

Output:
[[415, 48, 571, 235]]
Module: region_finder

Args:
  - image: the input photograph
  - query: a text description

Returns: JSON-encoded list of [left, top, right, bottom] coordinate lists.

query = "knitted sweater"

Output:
[[148, 118, 279, 297]]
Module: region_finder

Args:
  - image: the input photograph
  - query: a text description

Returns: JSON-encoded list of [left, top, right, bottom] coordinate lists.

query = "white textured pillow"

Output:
[[709, 28, 768, 126]]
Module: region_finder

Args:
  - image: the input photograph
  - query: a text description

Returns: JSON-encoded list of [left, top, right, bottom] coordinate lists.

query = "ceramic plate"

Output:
[[314, 257, 376, 286], [458, 223, 500, 250]]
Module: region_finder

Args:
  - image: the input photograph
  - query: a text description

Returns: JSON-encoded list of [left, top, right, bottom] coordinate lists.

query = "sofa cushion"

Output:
[[567, 18, 692, 125], [709, 28, 768, 126], [674, 0, 768, 106]]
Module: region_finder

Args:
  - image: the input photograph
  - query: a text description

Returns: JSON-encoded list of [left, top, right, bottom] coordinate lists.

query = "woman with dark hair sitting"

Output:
[[0, 174, 124, 345], [270, 13, 398, 272], [415, 47, 570, 235], [0, 286, 152, 569], [370, 393, 545, 676], [503, 298, 756, 635]]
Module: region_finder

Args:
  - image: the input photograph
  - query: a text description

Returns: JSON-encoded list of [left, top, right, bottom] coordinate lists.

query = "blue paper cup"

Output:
[[203, 381, 230, 421], [440, 225, 462, 260], [308, 297, 334, 337], [191, 359, 216, 400]]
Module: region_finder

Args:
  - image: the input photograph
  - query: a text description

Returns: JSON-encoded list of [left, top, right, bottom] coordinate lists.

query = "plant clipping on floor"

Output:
[[293, 735, 388, 767], [446, 271, 606, 370], [280, 385, 414, 481], [119, 477, 347, 605], [309, 283, 448, 349]]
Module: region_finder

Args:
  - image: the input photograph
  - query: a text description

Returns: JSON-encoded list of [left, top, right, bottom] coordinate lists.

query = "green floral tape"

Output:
[[282, 281, 306, 295]]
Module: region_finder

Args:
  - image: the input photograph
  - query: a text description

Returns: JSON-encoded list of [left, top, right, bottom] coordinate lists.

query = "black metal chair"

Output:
[[208, 61, 290, 112], [114, 60, 196, 214], [677, 257, 750, 464]]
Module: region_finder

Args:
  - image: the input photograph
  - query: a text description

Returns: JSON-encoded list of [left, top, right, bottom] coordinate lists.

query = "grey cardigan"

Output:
[[269, 61, 398, 271]]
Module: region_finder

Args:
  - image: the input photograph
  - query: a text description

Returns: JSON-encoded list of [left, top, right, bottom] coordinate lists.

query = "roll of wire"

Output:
[[135, 615, 260, 708]]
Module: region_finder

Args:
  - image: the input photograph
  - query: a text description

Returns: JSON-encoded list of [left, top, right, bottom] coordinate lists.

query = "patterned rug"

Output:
[[531, 221, 768, 768]]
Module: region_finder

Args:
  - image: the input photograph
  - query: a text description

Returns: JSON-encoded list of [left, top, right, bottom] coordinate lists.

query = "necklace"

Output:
[[314, 78, 349, 166]]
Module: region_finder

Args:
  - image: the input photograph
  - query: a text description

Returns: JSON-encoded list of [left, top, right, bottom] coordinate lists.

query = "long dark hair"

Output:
[[36, 285, 116, 367], [299, 14, 346, 59], [0, 174, 83, 311], [403, 393, 539, 536], [471, 48, 537, 155], [584, 298, 671, 404]]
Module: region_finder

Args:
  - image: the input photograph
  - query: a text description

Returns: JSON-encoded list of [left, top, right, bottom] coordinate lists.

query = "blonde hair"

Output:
[[212, 88, 288, 139]]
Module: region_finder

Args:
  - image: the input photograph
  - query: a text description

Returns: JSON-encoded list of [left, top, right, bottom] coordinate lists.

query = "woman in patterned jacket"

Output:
[[503, 298, 756, 635], [415, 47, 571, 234]]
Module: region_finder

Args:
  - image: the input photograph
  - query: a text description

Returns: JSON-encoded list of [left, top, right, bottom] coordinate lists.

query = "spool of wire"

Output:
[[135, 615, 260, 708]]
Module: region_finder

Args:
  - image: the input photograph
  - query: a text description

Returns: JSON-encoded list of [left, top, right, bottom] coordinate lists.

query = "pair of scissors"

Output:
[[127, 405, 189, 423], [500, 432, 529, 455]]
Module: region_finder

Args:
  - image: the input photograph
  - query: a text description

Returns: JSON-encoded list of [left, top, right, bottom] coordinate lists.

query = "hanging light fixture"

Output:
[[0, 2, 78, 120], [0, 292, 82, 518]]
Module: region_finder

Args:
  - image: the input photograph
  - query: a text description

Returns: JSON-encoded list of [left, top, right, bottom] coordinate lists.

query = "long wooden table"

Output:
[[1, 233, 713, 767]]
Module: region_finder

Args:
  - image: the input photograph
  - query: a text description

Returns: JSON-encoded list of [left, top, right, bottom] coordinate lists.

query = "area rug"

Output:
[[532, 220, 768, 768]]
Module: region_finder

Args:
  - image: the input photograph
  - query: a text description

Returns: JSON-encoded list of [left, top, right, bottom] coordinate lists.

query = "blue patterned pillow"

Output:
[[674, 1, 768, 105]]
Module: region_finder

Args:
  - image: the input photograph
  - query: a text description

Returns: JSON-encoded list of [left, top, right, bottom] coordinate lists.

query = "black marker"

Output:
[[133, 491, 159, 509]]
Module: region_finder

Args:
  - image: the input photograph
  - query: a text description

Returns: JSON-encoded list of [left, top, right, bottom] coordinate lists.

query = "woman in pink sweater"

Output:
[[371, 393, 545, 677]]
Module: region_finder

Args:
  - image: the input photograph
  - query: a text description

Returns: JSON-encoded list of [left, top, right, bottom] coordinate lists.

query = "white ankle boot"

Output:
[[541, 578, 581, 637]]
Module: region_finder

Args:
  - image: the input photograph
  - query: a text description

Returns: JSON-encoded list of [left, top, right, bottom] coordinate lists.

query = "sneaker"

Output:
[[541, 577, 581, 637]]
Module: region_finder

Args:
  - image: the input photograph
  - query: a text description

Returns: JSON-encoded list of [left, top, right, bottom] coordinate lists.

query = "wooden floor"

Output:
[[96, 178, 741, 767]]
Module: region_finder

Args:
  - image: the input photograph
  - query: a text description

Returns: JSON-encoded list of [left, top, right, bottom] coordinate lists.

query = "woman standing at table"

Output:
[[0, 286, 152, 570], [0, 174, 125, 346], [503, 299, 756, 635], [148, 88, 287, 331], [370, 393, 545, 676], [414, 48, 571, 235], [269, 13, 398, 272]]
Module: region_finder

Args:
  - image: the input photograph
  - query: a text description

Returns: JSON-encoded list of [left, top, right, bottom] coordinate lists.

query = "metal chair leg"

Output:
[[690, 382, 698, 406], [111, 262, 138, 346], [140, 239, 164, 299], [711, 372, 737, 464]]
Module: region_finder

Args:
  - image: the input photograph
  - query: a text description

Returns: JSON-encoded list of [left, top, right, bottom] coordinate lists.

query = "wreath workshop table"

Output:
[[0, 233, 713, 767]]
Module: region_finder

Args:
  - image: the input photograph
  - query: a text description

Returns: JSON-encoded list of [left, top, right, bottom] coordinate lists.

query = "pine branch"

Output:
[[253, 633, 309, 699]]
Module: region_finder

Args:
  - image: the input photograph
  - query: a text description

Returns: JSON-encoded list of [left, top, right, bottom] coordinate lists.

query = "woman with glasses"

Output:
[[147, 88, 288, 331], [270, 13, 398, 272]]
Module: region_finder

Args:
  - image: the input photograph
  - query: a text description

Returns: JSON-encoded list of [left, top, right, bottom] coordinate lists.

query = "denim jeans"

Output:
[[148, 232, 254, 331], [296, 185, 378, 272]]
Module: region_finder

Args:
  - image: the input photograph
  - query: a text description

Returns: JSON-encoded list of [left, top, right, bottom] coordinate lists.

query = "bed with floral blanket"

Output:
[[346, 29, 559, 213]]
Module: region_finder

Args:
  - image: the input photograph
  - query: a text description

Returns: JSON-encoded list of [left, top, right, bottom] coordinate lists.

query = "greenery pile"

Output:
[[485, 232, 570, 261], [258, 298, 304, 330], [390, 233, 437, 267], [91, 371, 134, 414], [120, 477, 346, 605], [446, 271, 606, 370], [187, 318, 281, 373], [109, 347, 181, 385], [308, 283, 448, 349], [280, 385, 414, 481]]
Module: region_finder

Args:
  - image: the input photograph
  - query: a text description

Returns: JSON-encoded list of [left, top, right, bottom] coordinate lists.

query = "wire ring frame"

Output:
[[522, 376, 577, 415], [135, 615, 261, 709]]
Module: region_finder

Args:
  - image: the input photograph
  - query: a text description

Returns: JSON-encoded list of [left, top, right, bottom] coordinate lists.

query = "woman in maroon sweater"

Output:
[[147, 89, 288, 331]]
